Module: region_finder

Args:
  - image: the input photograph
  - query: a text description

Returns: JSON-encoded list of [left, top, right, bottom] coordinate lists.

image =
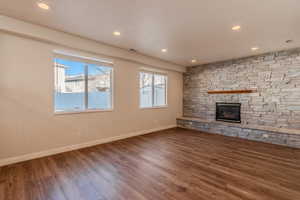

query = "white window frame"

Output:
[[139, 70, 168, 109], [53, 53, 114, 115]]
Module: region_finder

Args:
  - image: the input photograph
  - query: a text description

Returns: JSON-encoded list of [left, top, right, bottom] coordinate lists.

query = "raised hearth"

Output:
[[177, 117, 300, 148]]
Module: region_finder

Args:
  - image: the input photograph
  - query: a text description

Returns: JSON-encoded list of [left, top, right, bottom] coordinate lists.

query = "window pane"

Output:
[[154, 74, 167, 106], [87, 64, 112, 110], [140, 72, 153, 108], [54, 58, 85, 112]]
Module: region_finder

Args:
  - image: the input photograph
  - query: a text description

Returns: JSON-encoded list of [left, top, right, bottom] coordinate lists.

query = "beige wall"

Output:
[[0, 15, 185, 73], [0, 32, 183, 162]]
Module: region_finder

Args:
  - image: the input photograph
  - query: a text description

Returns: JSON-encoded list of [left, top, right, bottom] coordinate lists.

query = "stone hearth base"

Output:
[[177, 117, 300, 148]]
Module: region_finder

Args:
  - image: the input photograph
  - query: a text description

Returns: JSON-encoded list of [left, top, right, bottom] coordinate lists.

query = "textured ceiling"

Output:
[[0, 0, 299, 66]]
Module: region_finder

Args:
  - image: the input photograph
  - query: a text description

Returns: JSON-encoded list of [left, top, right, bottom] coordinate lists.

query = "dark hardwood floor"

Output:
[[0, 128, 300, 200]]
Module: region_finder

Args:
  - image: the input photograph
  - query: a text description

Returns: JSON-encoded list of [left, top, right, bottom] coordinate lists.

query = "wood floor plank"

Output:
[[0, 128, 299, 200]]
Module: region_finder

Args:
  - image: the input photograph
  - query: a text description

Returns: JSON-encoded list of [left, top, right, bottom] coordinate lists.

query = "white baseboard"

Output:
[[0, 125, 177, 167]]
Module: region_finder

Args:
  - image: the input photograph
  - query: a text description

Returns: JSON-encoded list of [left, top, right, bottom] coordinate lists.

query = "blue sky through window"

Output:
[[55, 58, 111, 76]]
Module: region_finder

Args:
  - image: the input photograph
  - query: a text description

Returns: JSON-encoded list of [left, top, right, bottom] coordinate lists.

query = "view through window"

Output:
[[140, 71, 167, 108], [54, 57, 113, 112]]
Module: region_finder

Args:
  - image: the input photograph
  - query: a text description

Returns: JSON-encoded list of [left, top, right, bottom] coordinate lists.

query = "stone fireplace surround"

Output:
[[177, 48, 300, 148]]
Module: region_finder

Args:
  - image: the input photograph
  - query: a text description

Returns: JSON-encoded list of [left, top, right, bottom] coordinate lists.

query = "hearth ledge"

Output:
[[177, 117, 300, 136]]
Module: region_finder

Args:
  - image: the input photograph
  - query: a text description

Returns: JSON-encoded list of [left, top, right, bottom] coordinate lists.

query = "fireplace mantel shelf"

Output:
[[177, 117, 300, 136], [207, 89, 256, 94]]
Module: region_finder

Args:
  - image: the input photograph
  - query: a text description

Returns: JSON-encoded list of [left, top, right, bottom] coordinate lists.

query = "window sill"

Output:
[[54, 109, 113, 115], [140, 105, 168, 110]]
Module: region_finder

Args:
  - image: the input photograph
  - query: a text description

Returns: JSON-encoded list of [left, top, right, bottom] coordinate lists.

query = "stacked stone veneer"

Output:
[[179, 48, 300, 148], [177, 118, 300, 148]]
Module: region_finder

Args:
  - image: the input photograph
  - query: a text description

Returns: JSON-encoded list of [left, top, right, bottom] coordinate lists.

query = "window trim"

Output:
[[53, 108, 114, 115], [53, 53, 114, 115], [139, 70, 168, 109]]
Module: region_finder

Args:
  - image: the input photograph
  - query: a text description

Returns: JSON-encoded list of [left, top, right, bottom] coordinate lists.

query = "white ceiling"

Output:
[[0, 0, 299, 66]]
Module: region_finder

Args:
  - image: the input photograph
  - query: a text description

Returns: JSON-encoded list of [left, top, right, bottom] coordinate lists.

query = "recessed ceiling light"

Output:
[[191, 59, 197, 63], [251, 47, 259, 51], [161, 49, 167, 53], [232, 25, 241, 31], [37, 2, 50, 10], [113, 31, 121, 36]]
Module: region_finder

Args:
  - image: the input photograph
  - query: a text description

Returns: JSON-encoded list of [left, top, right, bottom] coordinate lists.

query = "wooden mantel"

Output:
[[207, 89, 256, 94]]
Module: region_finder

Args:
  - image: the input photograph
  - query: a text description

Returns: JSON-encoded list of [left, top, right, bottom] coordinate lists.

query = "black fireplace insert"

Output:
[[216, 103, 241, 123]]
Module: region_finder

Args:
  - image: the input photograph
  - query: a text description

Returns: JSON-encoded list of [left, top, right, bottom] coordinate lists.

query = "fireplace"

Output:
[[216, 103, 241, 123]]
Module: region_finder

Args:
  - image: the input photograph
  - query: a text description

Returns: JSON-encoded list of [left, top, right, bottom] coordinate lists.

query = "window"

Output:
[[54, 55, 113, 113], [140, 71, 167, 108]]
